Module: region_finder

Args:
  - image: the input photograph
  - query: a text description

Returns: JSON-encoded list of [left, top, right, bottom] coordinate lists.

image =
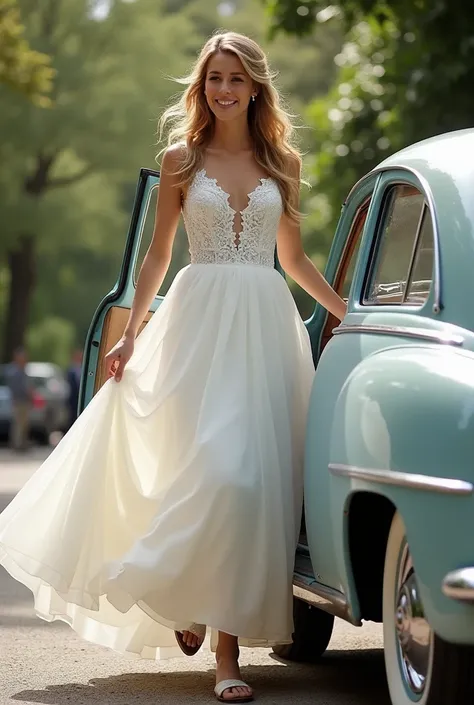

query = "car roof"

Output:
[[26, 362, 61, 377], [0, 361, 60, 377], [376, 128, 474, 184]]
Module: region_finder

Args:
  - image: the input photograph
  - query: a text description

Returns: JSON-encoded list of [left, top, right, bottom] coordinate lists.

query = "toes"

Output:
[[182, 631, 202, 648], [223, 686, 252, 700]]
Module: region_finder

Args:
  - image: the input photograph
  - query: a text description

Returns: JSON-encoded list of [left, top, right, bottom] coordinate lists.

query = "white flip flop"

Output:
[[214, 679, 254, 703]]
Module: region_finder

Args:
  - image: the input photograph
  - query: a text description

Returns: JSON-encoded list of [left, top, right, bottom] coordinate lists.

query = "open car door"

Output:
[[78, 168, 164, 411]]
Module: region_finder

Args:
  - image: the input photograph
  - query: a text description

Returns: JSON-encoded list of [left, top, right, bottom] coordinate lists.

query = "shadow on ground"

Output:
[[10, 650, 389, 704]]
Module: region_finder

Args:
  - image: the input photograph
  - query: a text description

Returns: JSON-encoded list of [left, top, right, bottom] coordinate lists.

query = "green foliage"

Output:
[[0, 0, 54, 104], [1, 0, 344, 356], [266, 0, 474, 246], [26, 316, 75, 367]]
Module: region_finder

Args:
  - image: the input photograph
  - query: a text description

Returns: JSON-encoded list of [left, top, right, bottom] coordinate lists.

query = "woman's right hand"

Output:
[[104, 336, 135, 382]]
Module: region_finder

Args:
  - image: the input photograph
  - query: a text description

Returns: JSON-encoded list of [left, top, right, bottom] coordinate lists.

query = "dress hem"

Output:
[[0, 544, 294, 656]]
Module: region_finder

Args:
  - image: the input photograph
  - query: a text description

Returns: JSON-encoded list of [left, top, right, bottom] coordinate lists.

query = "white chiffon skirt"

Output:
[[0, 263, 314, 659]]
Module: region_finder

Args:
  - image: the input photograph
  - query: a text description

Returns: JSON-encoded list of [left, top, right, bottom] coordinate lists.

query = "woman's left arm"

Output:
[[276, 160, 347, 322]]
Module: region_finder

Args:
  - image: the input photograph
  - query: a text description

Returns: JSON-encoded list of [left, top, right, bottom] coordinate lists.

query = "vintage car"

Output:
[[0, 361, 69, 444], [80, 128, 474, 705]]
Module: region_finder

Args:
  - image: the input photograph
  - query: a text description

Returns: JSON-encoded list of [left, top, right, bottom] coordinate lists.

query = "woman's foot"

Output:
[[181, 630, 203, 649], [175, 625, 205, 656], [215, 632, 253, 702]]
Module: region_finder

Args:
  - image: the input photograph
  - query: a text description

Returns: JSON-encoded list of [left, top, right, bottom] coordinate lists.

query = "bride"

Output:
[[0, 31, 346, 703]]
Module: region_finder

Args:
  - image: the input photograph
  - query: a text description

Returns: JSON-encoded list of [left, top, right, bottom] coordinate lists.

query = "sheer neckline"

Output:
[[199, 168, 273, 216], [182, 166, 282, 267]]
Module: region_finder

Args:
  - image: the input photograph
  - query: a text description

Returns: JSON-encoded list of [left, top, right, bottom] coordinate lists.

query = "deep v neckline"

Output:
[[200, 168, 271, 215], [199, 169, 273, 247]]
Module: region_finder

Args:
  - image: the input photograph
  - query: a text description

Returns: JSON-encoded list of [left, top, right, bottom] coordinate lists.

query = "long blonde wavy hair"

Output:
[[158, 31, 302, 221]]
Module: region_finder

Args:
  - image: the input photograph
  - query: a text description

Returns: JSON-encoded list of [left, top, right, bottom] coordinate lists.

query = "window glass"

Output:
[[366, 185, 433, 305], [341, 225, 363, 299], [291, 198, 369, 319], [337, 199, 370, 301], [133, 185, 190, 296], [405, 209, 434, 304]]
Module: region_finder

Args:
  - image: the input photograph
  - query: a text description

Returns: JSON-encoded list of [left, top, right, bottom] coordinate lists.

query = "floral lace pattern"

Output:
[[182, 169, 282, 267]]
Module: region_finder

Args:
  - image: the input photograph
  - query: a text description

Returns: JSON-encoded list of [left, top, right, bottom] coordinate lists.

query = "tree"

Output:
[[1, 0, 343, 360], [265, 0, 474, 243], [1, 0, 347, 361], [0, 0, 196, 361], [0, 0, 54, 104]]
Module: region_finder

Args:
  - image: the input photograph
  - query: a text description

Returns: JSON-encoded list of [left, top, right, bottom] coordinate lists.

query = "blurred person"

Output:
[[66, 348, 83, 430], [0, 32, 346, 703], [5, 347, 32, 452]]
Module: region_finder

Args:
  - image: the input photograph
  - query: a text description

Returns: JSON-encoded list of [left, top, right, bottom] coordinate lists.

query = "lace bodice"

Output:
[[182, 169, 282, 267]]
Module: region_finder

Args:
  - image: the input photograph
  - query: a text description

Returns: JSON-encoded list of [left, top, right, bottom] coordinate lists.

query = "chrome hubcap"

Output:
[[395, 542, 432, 696]]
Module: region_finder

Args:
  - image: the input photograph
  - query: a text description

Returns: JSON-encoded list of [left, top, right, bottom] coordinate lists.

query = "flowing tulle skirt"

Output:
[[0, 263, 314, 659]]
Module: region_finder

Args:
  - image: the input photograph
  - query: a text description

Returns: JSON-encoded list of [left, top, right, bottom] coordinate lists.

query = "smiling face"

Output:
[[204, 51, 256, 122]]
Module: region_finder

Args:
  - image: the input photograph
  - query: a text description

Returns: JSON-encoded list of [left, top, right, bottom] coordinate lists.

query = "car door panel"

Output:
[[300, 175, 380, 595], [303, 169, 460, 606], [94, 306, 153, 393], [79, 169, 160, 410]]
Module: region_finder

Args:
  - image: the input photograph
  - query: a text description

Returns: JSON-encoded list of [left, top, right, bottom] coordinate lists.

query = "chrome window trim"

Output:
[[345, 165, 442, 314], [332, 323, 464, 347], [133, 182, 160, 288], [403, 203, 428, 305], [329, 463, 473, 496]]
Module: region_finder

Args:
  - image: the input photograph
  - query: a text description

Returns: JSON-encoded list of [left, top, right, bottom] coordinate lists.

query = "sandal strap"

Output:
[[214, 680, 250, 698], [188, 623, 206, 639]]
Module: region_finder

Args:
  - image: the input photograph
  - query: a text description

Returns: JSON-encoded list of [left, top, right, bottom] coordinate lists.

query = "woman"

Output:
[[0, 31, 346, 703]]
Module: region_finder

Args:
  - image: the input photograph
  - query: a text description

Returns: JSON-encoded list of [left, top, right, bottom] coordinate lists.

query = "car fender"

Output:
[[329, 344, 474, 643]]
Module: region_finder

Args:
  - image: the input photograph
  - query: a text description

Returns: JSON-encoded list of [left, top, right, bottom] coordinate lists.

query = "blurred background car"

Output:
[[0, 362, 69, 445]]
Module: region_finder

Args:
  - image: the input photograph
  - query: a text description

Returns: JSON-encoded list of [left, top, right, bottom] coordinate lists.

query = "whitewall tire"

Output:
[[383, 512, 474, 705]]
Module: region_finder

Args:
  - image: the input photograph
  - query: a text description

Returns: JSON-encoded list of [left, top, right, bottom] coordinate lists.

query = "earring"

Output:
[[251, 95, 256, 102]]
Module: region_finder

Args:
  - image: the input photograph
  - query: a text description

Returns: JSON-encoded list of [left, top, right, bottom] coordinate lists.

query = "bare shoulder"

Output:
[[160, 143, 187, 175]]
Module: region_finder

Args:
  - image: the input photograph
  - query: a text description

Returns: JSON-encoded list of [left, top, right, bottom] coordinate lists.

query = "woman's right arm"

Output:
[[105, 145, 184, 381]]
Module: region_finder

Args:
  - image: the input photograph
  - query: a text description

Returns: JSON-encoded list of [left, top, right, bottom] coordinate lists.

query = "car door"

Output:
[[79, 169, 160, 410], [303, 168, 439, 608], [79, 168, 192, 411]]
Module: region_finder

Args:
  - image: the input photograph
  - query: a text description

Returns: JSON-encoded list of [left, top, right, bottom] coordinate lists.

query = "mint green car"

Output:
[[81, 128, 474, 705]]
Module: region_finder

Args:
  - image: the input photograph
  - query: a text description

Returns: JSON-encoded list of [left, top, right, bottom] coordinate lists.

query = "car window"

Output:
[[405, 209, 434, 304], [341, 237, 362, 300], [339, 199, 371, 300], [365, 184, 434, 305], [29, 376, 48, 388], [133, 184, 190, 296]]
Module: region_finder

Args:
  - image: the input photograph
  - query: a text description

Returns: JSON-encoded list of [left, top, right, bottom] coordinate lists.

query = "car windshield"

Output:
[[29, 376, 49, 388]]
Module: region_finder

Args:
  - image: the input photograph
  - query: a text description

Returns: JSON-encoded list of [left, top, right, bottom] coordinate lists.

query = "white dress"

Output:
[[0, 168, 315, 659]]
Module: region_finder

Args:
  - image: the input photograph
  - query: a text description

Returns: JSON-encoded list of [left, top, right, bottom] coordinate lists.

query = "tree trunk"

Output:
[[1, 152, 54, 363], [1, 148, 92, 361], [2, 235, 37, 363]]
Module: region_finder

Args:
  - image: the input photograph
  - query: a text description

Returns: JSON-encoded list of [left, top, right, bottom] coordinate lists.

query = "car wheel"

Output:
[[383, 512, 474, 705], [272, 597, 334, 663]]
